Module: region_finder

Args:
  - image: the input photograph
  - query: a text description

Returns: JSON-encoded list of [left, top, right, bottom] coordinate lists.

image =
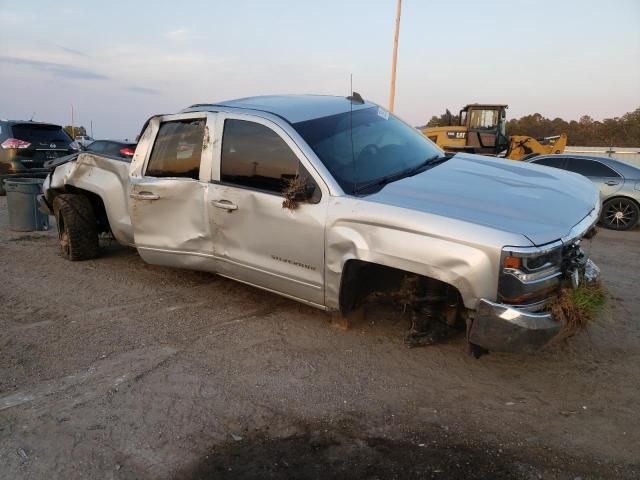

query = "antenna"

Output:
[[29, 112, 35, 121], [349, 74, 356, 194]]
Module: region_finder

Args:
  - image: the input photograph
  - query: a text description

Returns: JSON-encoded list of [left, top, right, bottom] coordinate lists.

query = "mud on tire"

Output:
[[53, 194, 100, 261]]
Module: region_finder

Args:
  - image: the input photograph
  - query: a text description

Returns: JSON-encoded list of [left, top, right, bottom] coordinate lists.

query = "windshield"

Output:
[[469, 109, 499, 130], [293, 106, 442, 194]]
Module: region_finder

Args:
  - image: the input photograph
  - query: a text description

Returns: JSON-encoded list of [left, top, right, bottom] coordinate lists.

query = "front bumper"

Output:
[[469, 299, 561, 353], [469, 258, 600, 353]]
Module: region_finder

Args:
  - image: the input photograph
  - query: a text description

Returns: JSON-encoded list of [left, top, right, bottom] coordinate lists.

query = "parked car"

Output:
[[526, 154, 640, 230], [75, 135, 95, 148], [39, 95, 600, 355], [0, 120, 79, 194], [85, 140, 136, 160], [43, 140, 137, 170]]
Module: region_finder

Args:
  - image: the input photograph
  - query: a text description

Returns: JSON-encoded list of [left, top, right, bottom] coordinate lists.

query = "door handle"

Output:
[[604, 180, 619, 186], [211, 199, 238, 211], [130, 191, 160, 200]]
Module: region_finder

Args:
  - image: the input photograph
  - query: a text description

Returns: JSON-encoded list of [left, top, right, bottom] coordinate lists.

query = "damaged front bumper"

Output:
[[470, 258, 601, 353], [469, 299, 561, 353]]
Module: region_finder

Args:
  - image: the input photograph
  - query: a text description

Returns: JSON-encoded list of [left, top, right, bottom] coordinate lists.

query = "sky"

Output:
[[0, 0, 639, 139]]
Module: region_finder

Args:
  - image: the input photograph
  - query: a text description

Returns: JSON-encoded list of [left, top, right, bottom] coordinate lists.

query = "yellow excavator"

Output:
[[421, 104, 567, 160]]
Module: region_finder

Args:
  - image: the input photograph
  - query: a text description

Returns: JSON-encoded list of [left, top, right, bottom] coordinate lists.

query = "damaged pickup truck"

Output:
[[39, 94, 601, 355]]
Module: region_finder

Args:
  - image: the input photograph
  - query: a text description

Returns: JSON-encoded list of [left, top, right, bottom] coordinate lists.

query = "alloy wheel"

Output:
[[602, 198, 639, 231]]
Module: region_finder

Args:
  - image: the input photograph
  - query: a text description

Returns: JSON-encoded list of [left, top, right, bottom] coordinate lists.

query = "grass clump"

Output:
[[282, 176, 307, 210], [549, 281, 607, 338]]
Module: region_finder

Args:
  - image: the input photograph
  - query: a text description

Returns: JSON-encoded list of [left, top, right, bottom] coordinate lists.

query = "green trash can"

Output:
[[4, 178, 50, 232]]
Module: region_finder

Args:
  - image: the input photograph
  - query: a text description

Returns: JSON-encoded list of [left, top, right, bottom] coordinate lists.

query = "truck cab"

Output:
[[422, 104, 509, 155]]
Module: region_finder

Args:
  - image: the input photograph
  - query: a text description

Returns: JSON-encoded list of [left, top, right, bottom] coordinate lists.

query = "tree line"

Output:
[[422, 107, 640, 147], [63, 125, 88, 138]]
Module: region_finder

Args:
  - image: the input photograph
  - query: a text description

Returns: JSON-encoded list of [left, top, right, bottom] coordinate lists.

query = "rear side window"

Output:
[[11, 124, 72, 143], [565, 158, 620, 177], [531, 157, 565, 169], [87, 141, 106, 153], [103, 142, 122, 157], [220, 119, 300, 194], [146, 119, 205, 179]]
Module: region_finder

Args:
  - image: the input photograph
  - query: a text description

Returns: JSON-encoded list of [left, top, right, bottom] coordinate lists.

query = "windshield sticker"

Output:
[[377, 107, 389, 120]]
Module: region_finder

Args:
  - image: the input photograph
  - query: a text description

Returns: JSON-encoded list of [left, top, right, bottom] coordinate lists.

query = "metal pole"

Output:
[[90, 120, 93, 138], [71, 104, 75, 139], [389, 0, 402, 112]]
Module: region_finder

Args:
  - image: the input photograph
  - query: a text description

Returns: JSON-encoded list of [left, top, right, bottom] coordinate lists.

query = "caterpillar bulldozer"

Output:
[[421, 104, 567, 160]]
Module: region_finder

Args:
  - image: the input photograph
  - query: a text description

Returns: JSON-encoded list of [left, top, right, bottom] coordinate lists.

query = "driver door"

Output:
[[207, 114, 327, 306]]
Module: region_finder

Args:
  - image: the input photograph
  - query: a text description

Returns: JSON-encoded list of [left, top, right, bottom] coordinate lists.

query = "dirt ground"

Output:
[[0, 196, 638, 480]]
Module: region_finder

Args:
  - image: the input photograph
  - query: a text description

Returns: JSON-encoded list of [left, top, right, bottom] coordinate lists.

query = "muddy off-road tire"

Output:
[[53, 194, 99, 261]]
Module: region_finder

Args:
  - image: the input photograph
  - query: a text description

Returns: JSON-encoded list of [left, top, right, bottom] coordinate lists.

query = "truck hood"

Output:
[[367, 153, 599, 246]]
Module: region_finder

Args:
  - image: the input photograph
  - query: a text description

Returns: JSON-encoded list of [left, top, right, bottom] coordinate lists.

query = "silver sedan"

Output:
[[526, 154, 640, 230]]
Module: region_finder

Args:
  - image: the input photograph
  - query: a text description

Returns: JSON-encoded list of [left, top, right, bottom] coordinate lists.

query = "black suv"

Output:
[[0, 120, 79, 194]]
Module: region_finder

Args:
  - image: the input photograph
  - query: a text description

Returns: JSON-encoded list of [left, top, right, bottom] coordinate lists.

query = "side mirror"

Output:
[[282, 177, 321, 209], [292, 182, 316, 201]]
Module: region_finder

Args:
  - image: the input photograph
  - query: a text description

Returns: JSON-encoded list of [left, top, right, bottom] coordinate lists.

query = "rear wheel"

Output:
[[601, 197, 639, 231], [53, 194, 100, 260]]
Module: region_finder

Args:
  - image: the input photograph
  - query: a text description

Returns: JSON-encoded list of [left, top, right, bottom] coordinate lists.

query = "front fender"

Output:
[[325, 218, 497, 311], [322, 196, 531, 311]]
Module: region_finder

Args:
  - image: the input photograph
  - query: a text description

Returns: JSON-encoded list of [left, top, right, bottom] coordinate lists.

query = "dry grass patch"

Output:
[[282, 176, 307, 210], [549, 282, 607, 339]]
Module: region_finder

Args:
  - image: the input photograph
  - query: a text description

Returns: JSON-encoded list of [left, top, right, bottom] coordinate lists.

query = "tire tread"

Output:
[[53, 194, 99, 261]]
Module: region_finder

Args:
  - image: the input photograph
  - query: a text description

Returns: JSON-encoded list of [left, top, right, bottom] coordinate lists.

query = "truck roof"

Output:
[[462, 104, 508, 109], [186, 94, 376, 124]]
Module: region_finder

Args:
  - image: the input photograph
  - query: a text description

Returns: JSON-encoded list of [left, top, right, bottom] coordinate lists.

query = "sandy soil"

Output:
[[0, 196, 638, 479]]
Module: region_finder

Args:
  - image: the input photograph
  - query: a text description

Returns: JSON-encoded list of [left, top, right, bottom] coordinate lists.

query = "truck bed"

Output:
[[46, 152, 134, 245]]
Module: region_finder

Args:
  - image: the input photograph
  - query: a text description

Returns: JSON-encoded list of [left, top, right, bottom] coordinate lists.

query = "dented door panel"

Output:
[[207, 185, 327, 305], [129, 178, 217, 271], [128, 112, 218, 271]]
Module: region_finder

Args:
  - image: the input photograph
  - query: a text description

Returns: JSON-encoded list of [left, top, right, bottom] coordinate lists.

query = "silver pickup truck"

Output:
[[39, 95, 600, 355]]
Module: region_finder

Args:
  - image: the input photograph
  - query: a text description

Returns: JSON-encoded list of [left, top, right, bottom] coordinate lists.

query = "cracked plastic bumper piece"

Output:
[[469, 299, 561, 353]]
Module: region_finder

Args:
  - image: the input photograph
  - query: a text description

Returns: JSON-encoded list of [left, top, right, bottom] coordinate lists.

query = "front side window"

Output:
[[220, 119, 302, 194], [565, 158, 620, 178], [146, 119, 205, 179], [293, 107, 442, 194], [459, 110, 467, 127]]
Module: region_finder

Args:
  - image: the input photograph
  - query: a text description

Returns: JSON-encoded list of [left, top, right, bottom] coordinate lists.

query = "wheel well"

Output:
[[338, 260, 463, 319], [55, 187, 111, 234], [602, 195, 640, 210]]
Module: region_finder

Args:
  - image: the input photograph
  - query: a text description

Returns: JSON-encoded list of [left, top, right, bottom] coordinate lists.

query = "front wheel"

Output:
[[53, 194, 100, 260], [600, 197, 639, 231]]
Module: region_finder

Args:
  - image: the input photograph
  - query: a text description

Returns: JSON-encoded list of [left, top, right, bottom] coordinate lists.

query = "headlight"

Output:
[[502, 246, 562, 282], [498, 244, 563, 305]]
